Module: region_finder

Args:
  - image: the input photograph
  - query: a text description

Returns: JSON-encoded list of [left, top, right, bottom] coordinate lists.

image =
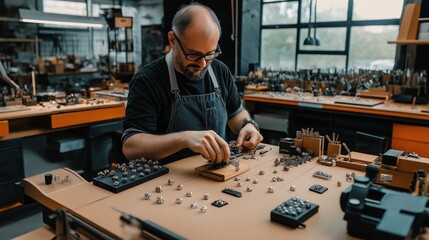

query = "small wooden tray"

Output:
[[195, 162, 250, 181]]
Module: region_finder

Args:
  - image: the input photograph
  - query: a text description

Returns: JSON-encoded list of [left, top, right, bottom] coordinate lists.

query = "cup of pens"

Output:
[[326, 133, 341, 158]]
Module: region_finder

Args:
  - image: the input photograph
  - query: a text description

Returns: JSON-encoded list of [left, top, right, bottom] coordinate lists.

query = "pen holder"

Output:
[[327, 143, 341, 158], [303, 136, 324, 157]]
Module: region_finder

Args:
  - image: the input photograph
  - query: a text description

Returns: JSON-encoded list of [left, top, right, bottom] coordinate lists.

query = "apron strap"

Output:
[[166, 51, 181, 102], [208, 65, 222, 96]]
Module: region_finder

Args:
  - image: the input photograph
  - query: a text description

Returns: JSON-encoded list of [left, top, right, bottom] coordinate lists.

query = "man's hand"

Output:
[[235, 124, 264, 150], [184, 130, 230, 163]]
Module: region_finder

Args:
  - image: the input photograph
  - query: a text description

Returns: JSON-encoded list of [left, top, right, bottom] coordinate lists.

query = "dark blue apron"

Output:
[[163, 52, 228, 163]]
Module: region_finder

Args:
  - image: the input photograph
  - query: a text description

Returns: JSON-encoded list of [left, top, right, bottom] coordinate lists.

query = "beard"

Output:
[[176, 56, 209, 81]]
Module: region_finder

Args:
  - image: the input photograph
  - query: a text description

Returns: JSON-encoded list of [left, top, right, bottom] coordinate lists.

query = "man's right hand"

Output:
[[183, 130, 230, 164]]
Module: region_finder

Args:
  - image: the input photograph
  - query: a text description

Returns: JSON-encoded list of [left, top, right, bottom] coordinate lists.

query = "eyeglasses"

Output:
[[173, 32, 222, 61]]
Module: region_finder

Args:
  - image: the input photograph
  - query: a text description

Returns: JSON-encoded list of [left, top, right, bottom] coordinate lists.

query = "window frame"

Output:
[[260, 0, 403, 70]]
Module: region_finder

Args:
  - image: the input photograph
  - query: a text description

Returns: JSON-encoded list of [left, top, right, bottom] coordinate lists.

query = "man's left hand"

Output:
[[235, 124, 263, 150]]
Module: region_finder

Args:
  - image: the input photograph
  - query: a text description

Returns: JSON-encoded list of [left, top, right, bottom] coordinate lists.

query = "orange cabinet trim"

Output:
[[51, 105, 125, 129], [0, 120, 9, 137]]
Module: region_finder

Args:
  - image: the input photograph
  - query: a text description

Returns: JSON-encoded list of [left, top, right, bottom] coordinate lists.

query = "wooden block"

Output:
[[397, 156, 429, 173], [327, 143, 341, 158], [376, 167, 413, 190], [303, 136, 324, 157], [195, 162, 250, 181], [336, 152, 379, 171], [294, 138, 303, 148]]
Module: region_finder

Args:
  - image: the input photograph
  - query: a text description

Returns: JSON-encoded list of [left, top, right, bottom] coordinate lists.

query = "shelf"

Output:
[[0, 38, 41, 43], [387, 40, 429, 45]]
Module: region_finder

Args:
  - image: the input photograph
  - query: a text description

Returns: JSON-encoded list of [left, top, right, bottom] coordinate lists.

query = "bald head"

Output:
[[172, 3, 221, 39]]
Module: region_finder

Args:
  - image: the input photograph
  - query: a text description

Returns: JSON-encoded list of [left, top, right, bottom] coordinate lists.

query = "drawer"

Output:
[[0, 120, 9, 137], [50, 105, 125, 129], [392, 123, 429, 143]]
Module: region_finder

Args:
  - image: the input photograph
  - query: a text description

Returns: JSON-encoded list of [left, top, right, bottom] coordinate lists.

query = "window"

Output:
[[260, 0, 403, 70], [261, 29, 297, 69]]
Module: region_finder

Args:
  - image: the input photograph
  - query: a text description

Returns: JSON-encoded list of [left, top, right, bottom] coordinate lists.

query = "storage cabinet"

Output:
[[392, 123, 429, 157]]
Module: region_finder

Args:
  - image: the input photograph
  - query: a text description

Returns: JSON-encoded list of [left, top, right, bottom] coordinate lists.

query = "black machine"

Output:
[[340, 165, 429, 240]]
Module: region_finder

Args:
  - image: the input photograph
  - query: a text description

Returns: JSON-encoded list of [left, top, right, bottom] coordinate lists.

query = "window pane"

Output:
[[349, 26, 399, 70], [261, 29, 297, 69], [301, 0, 348, 23], [353, 0, 403, 20], [298, 55, 346, 69], [300, 27, 346, 51], [262, 2, 298, 25]]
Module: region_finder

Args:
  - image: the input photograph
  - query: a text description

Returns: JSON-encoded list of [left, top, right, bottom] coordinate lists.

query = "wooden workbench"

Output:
[[20, 145, 366, 240], [0, 100, 125, 139], [244, 92, 429, 157]]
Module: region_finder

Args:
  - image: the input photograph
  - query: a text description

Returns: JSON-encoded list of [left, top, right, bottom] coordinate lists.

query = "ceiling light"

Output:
[[19, 9, 106, 28]]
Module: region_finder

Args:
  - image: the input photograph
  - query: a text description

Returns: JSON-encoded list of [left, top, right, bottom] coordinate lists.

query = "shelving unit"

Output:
[[106, 16, 134, 81]]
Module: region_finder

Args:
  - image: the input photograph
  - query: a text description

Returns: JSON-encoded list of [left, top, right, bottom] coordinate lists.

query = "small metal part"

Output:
[[168, 178, 175, 186], [113, 181, 120, 186], [290, 185, 296, 191], [191, 202, 198, 209], [253, 179, 258, 184], [259, 170, 265, 175], [211, 199, 228, 208], [246, 187, 253, 192], [186, 191, 193, 197], [234, 177, 240, 181], [273, 170, 278, 174], [176, 197, 183, 204], [313, 170, 332, 180], [309, 184, 328, 194], [121, 177, 127, 183], [245, 177, 251, 181], [236, 182, 242, 187], [144, 192, 152, 200], [268, 187, 274, 193], [156, 196, 164, 204], [200, 205, 208, 213], [44, 173, 53, 185], [155, 185, 163, 193], [222, 188, 242, 198], [177, 184, 184, 190], [203, 193, 209, 200], [283, 166, 289, 171]]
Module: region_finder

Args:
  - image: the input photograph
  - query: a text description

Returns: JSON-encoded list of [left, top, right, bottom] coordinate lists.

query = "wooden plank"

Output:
[[0, 120, 9, 137], [50, 105, 125, 129], [397, 3, 421, 41]]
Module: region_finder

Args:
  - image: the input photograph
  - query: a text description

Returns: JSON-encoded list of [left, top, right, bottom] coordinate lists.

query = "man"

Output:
[[122, 3, 263, 164]]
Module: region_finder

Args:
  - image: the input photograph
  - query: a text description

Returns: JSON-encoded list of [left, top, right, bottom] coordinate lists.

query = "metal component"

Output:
[[203, 193, 209, 200], [168, 178, 175, 186], [236, 182, 242, 187], [246, 187, 253, 192], [259, 170, 265, 175], [290, 185, 296, 191], [177, 184, 184, 190], [156, 196, 164, 204], [155, 185, 163, 193], [186, 191, 193, 197], [253, 179, 258, 184], [200, 205, 208, 213], [144, 192, 152, 200], [191, 202, 198, 209], [268, 187, 274, 193], [175, 197, 183, 204]]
